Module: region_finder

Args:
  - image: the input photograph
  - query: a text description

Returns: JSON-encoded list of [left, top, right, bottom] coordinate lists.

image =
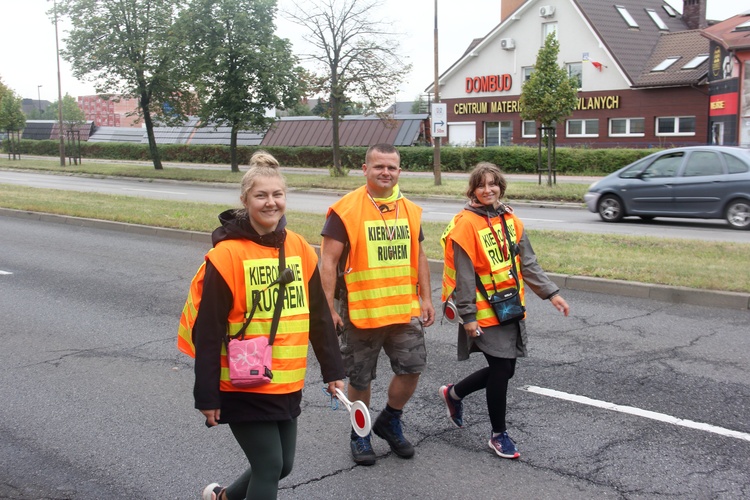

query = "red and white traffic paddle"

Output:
[[334, 388, 371, 437], [443, 299, 462, 324]]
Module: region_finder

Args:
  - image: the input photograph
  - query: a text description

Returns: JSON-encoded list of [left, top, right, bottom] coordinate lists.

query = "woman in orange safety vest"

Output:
[[438, 162, 569, 461], [181, 151, 344, 500]]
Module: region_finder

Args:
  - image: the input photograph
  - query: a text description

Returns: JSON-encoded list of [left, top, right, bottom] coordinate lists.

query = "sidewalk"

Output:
[[3, 207, 748, 311]]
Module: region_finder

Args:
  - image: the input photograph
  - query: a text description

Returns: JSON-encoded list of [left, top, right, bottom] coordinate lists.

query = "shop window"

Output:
[[522, 67, 535, 82], [566, 119, 599, 137], [609, 117, 645, 137], [522, 121, 537, 138], [542, 22, 558, 43], [567, 62, 582, 89], [485, 121, 513, 146], [655, 116, 695, 136]]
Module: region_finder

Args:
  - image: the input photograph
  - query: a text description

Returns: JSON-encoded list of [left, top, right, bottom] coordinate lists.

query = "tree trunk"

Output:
[[230, 124, 239, 173], [330, 88, 345, 177], [140, 91, 163, 170]]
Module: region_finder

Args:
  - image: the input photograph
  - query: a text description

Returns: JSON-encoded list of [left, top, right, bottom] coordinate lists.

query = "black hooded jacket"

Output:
[[193, 209, 344, 423]]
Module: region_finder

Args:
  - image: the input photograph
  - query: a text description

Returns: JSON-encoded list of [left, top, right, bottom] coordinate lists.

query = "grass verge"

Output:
[[1, 183, 748, 293], [0, 158, 588, 203]]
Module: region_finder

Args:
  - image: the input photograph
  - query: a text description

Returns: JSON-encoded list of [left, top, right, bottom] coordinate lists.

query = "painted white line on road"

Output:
[[121, 188, 188, 195], [521, 385, 750, 442], [520, 218, 565, 222], [0, 270, 13, 275]]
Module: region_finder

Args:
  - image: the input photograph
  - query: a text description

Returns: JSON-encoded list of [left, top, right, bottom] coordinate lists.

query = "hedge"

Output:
[[7, 140, 657, 175]]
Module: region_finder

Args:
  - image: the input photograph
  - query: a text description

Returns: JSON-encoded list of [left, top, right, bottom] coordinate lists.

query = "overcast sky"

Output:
[[0, 0, 743, 105]]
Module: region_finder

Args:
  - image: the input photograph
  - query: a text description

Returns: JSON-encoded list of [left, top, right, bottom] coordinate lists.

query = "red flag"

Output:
[[591, 61, 603, 71]]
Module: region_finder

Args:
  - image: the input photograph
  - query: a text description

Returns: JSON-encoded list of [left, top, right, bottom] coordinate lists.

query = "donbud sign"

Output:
[[465, 74, 512, 93]]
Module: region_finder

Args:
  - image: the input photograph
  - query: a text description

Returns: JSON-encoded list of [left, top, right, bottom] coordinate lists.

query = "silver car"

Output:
[[584, 146, 750, 230]]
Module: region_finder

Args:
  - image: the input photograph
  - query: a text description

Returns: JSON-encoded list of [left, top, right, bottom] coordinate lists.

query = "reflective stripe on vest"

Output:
[[178, 232, 316, 395], [329, 185, 422, 328], [442, 210, 526, 327]]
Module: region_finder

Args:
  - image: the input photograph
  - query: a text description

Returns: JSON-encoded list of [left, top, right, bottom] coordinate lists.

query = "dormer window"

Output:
[[652, 57, 680, 72], [646, 8, 669, 30], [682, 54, 708, 69], [616, 6, 639, 28]]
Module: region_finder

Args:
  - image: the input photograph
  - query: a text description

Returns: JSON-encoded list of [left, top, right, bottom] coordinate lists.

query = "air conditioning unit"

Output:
[[500, 38, 516, 50], [539, 5, 556, 17]]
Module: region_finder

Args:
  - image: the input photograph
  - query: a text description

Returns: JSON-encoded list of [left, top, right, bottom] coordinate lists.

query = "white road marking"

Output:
[[521, 385, 750, 442], [121, 188, 188, 195], [520, 218, 565, 222], [0, 270, 13, 275]]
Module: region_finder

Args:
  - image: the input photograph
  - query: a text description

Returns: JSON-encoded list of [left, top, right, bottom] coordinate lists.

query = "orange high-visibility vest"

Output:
[[442, 210, 526, 327], [178, 232, 316, 394], [328, 185, 422, 329]]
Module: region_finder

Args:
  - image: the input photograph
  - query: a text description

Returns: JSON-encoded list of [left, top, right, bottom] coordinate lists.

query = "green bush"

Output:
[[13, 139, 656, 175]]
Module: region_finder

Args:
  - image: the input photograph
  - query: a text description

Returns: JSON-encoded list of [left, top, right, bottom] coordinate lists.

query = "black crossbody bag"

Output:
[[475, 213, 525, 326]]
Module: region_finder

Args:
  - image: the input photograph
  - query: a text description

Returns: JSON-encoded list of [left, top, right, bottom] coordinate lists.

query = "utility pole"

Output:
[[432, 0, 442, 186], [37, 85, 43, 116], [52, 0, 66, 166]]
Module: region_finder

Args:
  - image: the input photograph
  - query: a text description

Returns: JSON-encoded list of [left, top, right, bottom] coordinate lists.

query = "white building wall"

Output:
[[439, 0, 630, 98]]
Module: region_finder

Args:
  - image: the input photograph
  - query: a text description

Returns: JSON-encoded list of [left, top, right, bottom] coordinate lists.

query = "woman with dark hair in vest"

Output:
[[439, 162, 569, 459]]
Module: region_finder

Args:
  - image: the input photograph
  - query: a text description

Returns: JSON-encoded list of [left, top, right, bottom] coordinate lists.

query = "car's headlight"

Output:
[[588, 181, 599, 190]]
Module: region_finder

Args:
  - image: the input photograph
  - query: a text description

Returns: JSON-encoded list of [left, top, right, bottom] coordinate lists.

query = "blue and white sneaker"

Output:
[[488, 431, 520, 459]]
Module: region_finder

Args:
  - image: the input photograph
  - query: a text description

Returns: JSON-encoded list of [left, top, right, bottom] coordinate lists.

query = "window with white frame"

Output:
[[615, 5, 639, 28], [646, 8, 669, 30], [485, 121, 513, 146], [522, 67, 535, 82], [567, 119, 599, 137], [567, 62, 583, 89], [522, 121, 537, 138], [542, 22, 558, 43], [656, 116, 696, 136], [609, 117, 645, 136]]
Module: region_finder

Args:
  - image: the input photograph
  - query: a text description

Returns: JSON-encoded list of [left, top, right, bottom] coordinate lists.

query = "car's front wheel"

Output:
[[598, 194, 625, 222], [725, 199, 750, 230]]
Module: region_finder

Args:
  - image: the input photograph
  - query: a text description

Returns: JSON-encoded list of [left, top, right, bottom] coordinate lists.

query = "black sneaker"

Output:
[[372, 409, 415, 458], [350, 433, 376, 465]]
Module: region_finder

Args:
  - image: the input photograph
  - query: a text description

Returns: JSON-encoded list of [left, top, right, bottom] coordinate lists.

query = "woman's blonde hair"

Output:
[[239, 151, 286, 205], [465, 162, 507, 201]]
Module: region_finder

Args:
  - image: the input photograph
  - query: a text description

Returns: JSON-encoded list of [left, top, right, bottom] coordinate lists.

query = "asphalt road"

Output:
[[1, 170, 748, 243], [1, 216, 749, 499]]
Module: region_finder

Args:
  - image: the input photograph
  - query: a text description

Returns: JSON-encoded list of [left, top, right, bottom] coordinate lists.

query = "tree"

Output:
[[177, 0, 303, 172], [47, 93, 86, 132], [410, 95, 427, 114], [56, 0, 190, 170], [0, 85, 27, 159], [286, 0, 410, 176], [519, 33, 578, 185]]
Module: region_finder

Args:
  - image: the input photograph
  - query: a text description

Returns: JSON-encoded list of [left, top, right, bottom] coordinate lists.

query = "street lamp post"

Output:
[[52, 0, 66, 166], [433, 0, 442, 186], [37, 85, 43, 116]]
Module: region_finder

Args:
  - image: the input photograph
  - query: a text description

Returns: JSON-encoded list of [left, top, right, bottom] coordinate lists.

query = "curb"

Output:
[[3, 207, 748, 311]]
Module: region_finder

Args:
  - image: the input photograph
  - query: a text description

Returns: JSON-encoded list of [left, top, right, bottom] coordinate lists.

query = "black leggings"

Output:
[[225, 419, 297, 500], [453, 354, 517, 433]]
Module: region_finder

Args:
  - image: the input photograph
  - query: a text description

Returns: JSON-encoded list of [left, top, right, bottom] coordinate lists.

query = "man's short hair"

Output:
[[365, 143, 400, 164]]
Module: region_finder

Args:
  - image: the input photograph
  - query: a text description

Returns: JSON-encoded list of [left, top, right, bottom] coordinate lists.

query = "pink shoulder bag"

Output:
[[227, 245, 294, 388]]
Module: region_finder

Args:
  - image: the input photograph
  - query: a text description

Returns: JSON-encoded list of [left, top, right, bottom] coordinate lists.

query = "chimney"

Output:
[[682, 0, 707, 29], [501, 0, 526, 23]]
